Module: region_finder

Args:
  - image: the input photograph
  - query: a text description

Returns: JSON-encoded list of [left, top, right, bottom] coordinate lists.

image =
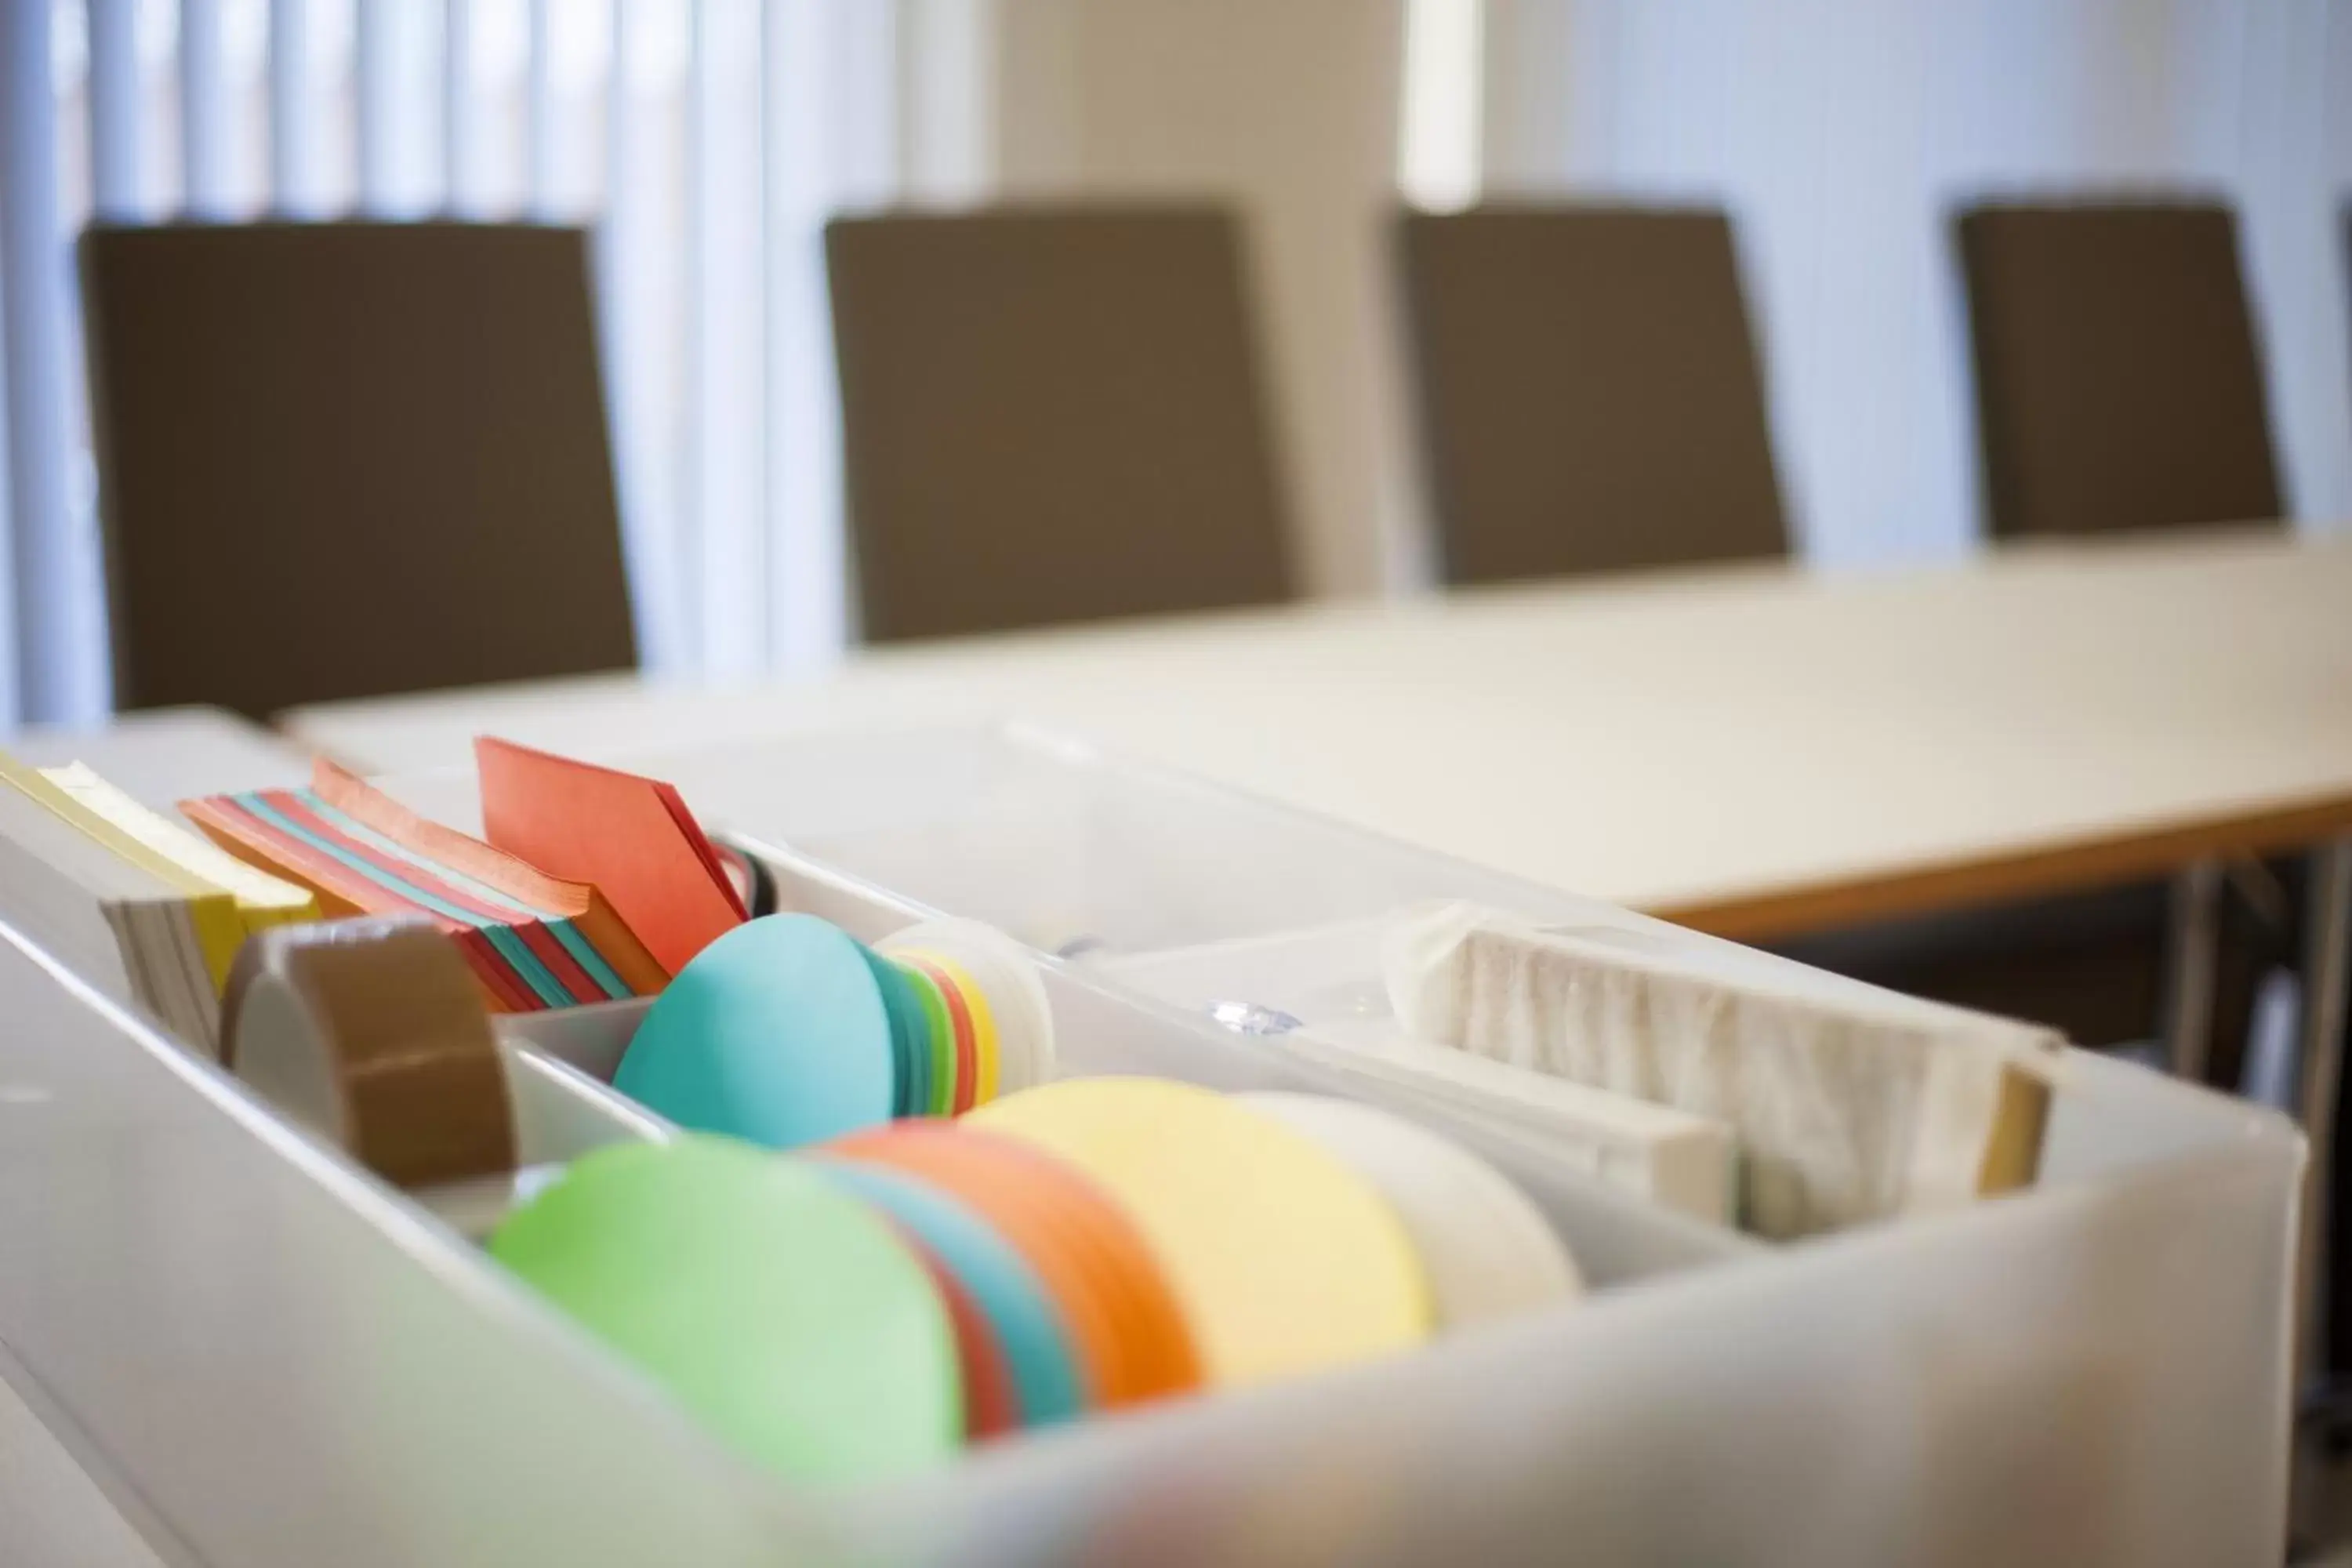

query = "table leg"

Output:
[[2162, 858, 2223, 1081], [2296, 840, 2352, 1387]]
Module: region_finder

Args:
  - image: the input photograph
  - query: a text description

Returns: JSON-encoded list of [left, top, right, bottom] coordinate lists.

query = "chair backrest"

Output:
[[1396, 205, 1788, 586], [1955, 200, 2282, 539], [825, 206, 1294, 643], [79, 222, 637, 719]]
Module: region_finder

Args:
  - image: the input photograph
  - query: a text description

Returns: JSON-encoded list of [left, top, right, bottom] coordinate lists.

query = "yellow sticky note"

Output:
[[1, 754, 315, 991]]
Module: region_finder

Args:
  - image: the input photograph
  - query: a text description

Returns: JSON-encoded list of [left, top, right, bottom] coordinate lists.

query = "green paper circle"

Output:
[[489, 1136, 963, 1482], [895, 962, 960, 1113], [924, 985, 957, 1116]]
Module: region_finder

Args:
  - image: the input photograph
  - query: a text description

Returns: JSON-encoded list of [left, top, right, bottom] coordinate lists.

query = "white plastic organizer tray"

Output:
[[0, 723, 2302, 1566]]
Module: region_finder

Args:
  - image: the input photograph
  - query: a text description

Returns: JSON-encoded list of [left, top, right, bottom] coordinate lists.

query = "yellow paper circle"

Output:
[[966, 1077, 1432, 1386]]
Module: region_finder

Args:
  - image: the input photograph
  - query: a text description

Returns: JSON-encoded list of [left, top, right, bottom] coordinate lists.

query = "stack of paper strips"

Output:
[[1383, 902, 2063, 1239], [0, 751, 316, 1053], [42, 762, 318, 977], [181, 760, 667, 1013]]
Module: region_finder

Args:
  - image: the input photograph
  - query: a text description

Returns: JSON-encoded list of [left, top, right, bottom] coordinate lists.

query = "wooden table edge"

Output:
[[1650, 789, 2352, 943]]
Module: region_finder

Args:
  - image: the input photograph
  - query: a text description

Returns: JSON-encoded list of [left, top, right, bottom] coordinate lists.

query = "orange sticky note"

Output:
[[474, 737, 748, 976]]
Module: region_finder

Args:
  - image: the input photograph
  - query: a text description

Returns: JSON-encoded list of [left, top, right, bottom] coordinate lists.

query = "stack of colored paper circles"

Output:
[[490, 1078, 1584, 1483], [614, 914, 1055, 1148]]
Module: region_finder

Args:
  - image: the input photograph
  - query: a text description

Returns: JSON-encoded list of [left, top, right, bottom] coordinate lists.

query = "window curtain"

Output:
[[0, 0, 949, 729]]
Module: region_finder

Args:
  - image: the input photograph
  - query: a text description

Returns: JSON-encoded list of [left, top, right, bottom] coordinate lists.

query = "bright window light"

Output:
[[1399, 0, 1482, 210]]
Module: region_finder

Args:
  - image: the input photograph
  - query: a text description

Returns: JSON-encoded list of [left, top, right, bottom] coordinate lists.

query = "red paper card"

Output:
[[474, 737, 748, 975]]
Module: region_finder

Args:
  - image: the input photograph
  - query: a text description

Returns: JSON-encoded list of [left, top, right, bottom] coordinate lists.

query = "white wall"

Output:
[[991, 0, 1415, 597], [1483, 0, 2352, 569]]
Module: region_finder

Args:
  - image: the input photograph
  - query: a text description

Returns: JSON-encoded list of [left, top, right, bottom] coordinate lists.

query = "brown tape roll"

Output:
[[223, 915, 517, 1188]]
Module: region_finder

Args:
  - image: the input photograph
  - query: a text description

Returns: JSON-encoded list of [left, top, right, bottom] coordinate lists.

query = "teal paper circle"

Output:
[[817, 1158, 1088, 1429], [615, 915, 895, 1149], [862, 943, 928, 1117]]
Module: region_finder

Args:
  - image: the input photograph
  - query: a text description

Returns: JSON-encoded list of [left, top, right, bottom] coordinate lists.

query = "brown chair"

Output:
[[1396, 205, 1789, 584], [825, 206, 1294, 643], [1955, 200, 2283, 538], [79, 222, 637, 720]]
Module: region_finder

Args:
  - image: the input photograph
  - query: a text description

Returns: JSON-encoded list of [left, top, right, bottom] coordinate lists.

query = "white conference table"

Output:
[[289, 527, 2352, 944]]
